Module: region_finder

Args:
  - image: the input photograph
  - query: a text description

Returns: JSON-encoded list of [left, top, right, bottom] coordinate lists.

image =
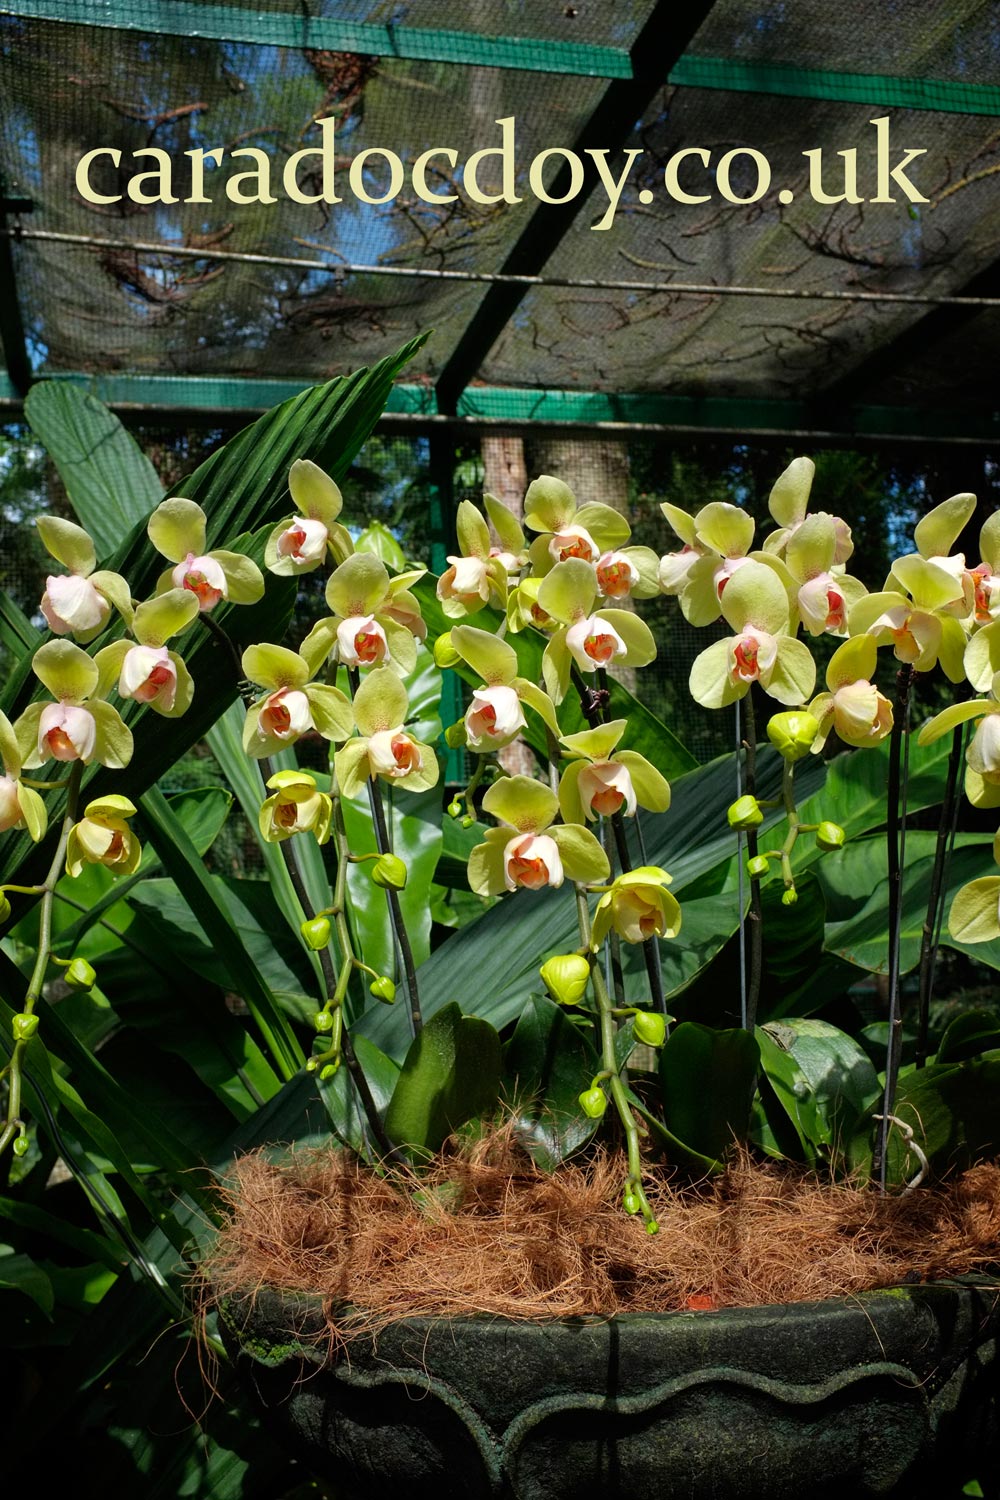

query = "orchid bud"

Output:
[[746, 855, 770, 879], [313, 1010, 334, 1034], [622, 1190, 642, 1215], [540, 953, 591, 1007], [447, 798, 462, 818], [781, 887, 798, 907], [0, 893, 10, 924], [766, 710, 820, 761], [646, 1220, 660, 1235], [12, 1134, 28, 1157], [727, 795, 763, 830], [65, 957, 96, 991], [578, 1086, 608, 1119], [816, 821, 846, 851], [433, 632, 461, 669], [11, 1012, 38, 1041], [445, 722, 467, 749], [320, 1062, 339, 1081], [632, 1011, 666, 1048], [301, 916, 331, 950], [461, 814, 475, 829], [370, 975, 396, 1003], [372, 853, 408, 890]]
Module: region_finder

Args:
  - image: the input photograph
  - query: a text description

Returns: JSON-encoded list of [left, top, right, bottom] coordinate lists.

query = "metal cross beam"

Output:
[[433, 0, 719, 415]]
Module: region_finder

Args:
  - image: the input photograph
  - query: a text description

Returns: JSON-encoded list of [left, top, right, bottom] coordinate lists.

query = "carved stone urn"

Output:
[[222, 1277, 1000, 1499]]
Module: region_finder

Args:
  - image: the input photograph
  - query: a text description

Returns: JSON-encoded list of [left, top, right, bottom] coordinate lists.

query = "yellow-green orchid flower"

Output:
[[591, 867, 681, 948], [66, 795, 141, 878], [436, 500, 509, 617], [557, 719, 670, 823], [264, 459, 354, 575], [467, 775, 609, 898], [148, 498, 265, 613], [902, 491, 979, 623], [967, 511, 1000, 626], [15, 641, 133, 770], [522, 475, 632, 574], [483, 493, 529, 575], [660, 500, 756, 627], [302, 553, 425, 676], [849, 555, 968, 682], [241, 643, 353, 759], [505, 575, 558, 635], [763, 456, 853, 565], [36, 515, 133, 644], [918, 669, 1000, 809], [946, 831, 1000, 944], [536, 558, 656, 704], [782, 513, 867, 637], [334, 667, 439, 798], [808, 635, 892, 751], [0, 709, 46, 841], [259, 770, 332, 845], [688, 560, 815, 709], [449, 624, 559, 752], [94, 590, 199, 718]]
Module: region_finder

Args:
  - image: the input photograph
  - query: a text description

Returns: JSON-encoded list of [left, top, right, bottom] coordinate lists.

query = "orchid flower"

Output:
[[148, 498, 264, 612], [903, 491, 979, 622], [945, 831, 1000, 945], [467, 775, 608, 898], [557, 719, 670, 824], [436, 501, 509, 617], [664, 501, 757, 627], [259, 770, 333, 845], [918, 670, 1000, 809], [505, 575, 558, 635], [594, 547, 660, 602], [781, 514, 867, 637], [241, 643, 353, 758], [264, 459, 353, 576], [968, 511, 1000, 627], [591, 867, 681, 948], [657, 501, 710, 599], [94, 590, 199, 718], [15, 641, 133, 770], [808, 635, 892, 751], [522, 474, 632, 575], [36, 516, 133, 644], [449, 624, 559, 752], [762, 457, 853, 564], [0, 710, 46, 841], [334, 667, 439, 798], [66, 795, 141, 878], [303, 554, 426, 675], [483, 493, 529, 575], [535, 558, 656, 704], [688, 560, 816, 709]]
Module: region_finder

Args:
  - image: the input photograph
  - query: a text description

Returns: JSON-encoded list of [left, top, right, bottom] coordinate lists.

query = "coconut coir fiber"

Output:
[[206, 1133, 1000, 1336]]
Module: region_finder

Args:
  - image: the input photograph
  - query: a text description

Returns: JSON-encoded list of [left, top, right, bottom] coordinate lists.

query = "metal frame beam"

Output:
[[669, 56, 1000, 117], [434, 0, 718, 413], [0, 187, 32, 396], [3, 373, 998, 447]]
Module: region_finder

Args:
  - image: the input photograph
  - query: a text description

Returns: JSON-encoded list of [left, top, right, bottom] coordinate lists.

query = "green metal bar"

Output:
[[0, 186, 32, 396], [2, 372, 999, 444], [669, 55, 1000, 118], [0, 0, 631, 78]]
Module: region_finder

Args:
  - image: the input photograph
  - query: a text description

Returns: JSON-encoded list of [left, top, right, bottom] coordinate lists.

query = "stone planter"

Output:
[[221, 1277, 1000, 1499]]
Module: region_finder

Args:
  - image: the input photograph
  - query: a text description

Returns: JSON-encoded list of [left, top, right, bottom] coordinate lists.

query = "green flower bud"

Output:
[[372, 853, 408, 891], [766, 710, 820, 762], [645, 1219, 660, 1235], [622, 1190, 642, 1215], [816, 820, 846, 851], [0, 893, 11, 924], [460, 814, 475, 829], [300, 916, 331, 950], [746, 854, 770, 879], [370, 975, 396, 1003], [320, 1062, 340, 1081], [11, 1013, 38, 1042], [12, 1134, 29, 1158], [727, 794, 763, 830], [539, 953, 591, 1007], [305, 1056, 320, 1072], [313, 1010, 334, 1034], [65, 957, 96, 991], [781, 886, 798, 906], [434, 632, 461, 669], [447, 797, 463, 818], [633, 1010, 666, 1048], [444, 722, 468, 750], [578, 1086, 608, 1120]]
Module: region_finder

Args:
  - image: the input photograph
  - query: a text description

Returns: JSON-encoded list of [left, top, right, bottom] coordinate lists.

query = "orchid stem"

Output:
[[742, 687, 763, 1032], [915, 718, 965, 1069], [875, 665, 913, 1190]]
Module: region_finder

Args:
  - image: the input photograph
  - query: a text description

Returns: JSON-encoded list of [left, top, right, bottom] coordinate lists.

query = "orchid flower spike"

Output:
[[36, 516, 133, 644], [467, 774, 609, 897], [265, 459, 354, 575], [535, 558, 656, 704], [148, 498, 264, 613], [259, 770, 333, 845], [241, 643, 354, 758], [15, 640, 133, 770], [522, 474, 632, 576], [688, 560, 816, 709], [449, 624, 559, 752], [558, 718, 670, 823], [0, 710, 47, 841], [808, 635, 892, 752], [302, 553, 427, 676], [334, 666, 439, 798], [94, 590, 199, 718], [66, 795, 141, 878], [436, 500, 510, 618]]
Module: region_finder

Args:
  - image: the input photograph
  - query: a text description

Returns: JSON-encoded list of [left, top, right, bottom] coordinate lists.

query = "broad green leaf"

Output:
[[384, 1002, 501, 1156], [0, 1248, 54, 1316], [342, 782, 444, 985], [659, 1022, 759, 1165], [0, 1197, 123, 1272], [758, 1018, 878, 1161], [316, 1033, 401, 1155], [850, 1055, 1000, 1184], [502, 994, 599, 1168], [936, 1010, 1000, 1065]]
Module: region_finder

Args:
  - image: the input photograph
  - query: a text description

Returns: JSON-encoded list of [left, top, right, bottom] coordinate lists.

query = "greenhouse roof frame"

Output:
[[1, 0, 999, 445]]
